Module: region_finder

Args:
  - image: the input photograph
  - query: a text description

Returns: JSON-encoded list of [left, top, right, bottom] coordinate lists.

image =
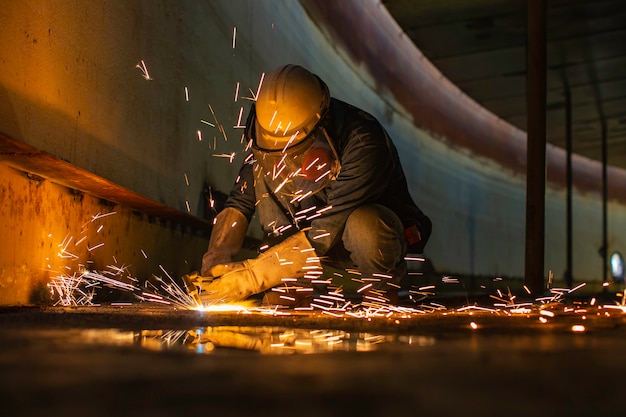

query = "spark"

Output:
[[269, 112, 278, 130], [200, 119, 215, 127], [184, 86, 189, 101], [87, 242, 104, 252], [135, 60, 153, 80], [207, 188, 215, 210], [253, 72, 265, 101], [312, 232, 330, 240], [234, 107, 245, 129], [314, 170, 331, 183], [232, 27, 237, 49], [207, 104, 227, 142], [184, 173, 189, 186], [283, 121, 292, 134], [568, 282, 586, 293], [197, 130, 202, 141], [234, 82, 240, 102], [295, 206, 317, 216], [273, 177, 290, 193], [92, 211, 117, 221], [213, 152, 236, 163], [304, 158, 320, 172], [357, 283, 373, 293]]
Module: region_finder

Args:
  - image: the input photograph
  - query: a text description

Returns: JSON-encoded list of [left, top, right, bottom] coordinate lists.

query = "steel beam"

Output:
[[524, 0, 547, 294], [565, 88, 573, 288]]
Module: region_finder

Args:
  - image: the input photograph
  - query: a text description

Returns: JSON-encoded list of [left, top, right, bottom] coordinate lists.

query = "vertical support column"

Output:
[[601, 120, 608, 285], [565, 88, 573, 288], [524, 0, 547, 295]]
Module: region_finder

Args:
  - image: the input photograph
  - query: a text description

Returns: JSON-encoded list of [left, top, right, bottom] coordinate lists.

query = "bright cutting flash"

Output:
[[195, 303, 254, 313]]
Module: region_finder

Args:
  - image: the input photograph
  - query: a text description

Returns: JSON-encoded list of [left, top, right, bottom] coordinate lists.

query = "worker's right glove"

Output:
[[201, 207, 248, 275], [197, 231, 321, 305]]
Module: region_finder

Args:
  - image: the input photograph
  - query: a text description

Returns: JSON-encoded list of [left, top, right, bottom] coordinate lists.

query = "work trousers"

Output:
[[325, 204, 407, 290]]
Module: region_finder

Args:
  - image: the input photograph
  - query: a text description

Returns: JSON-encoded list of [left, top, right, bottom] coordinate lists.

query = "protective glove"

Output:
[[201, 207, 248, 275], [197, 231, 321, 304]]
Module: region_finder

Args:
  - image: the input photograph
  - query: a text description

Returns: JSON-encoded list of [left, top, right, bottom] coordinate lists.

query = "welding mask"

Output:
[[251, 64, 340, 200]]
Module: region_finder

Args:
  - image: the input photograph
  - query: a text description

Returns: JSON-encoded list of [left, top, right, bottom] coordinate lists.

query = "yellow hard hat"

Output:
[[254, 65, 330, 150]]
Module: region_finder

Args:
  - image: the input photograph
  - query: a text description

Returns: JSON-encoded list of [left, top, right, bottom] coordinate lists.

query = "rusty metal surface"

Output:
[[0, 132, 212, 234], [300, 0, 626, 203]]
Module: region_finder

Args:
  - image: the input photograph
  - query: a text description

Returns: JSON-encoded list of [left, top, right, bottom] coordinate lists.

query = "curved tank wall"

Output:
[[1, 0, 624, 304]]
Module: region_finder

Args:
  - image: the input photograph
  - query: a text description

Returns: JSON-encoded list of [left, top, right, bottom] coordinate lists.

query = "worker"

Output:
[[187, 64, 431, 306]]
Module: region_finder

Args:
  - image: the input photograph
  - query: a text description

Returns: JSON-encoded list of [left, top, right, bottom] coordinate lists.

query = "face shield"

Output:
[[252, 126, 340, 203]]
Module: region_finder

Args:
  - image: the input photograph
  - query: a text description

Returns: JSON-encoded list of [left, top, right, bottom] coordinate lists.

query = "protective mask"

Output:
[[252, 127, 340, 203]]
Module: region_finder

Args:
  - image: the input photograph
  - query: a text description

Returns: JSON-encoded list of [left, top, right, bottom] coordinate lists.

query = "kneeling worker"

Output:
[[187, 64, 431, 306]]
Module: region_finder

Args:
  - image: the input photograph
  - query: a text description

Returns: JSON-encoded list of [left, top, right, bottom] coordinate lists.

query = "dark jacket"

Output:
[[224, 98, 430, 254]]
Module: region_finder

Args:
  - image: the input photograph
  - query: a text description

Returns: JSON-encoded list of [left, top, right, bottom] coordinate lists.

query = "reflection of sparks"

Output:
[[135, 60, 153, 80]]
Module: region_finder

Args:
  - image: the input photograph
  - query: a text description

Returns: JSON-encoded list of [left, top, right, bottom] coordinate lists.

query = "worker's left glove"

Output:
[[196, 231, 321, 305]]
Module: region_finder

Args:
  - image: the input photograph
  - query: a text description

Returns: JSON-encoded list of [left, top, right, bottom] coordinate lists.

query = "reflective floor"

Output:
[[1, 303, 625, 417]]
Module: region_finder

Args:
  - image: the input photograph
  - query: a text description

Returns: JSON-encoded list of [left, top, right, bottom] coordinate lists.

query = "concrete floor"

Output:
[[1, 302, 625, 417]]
